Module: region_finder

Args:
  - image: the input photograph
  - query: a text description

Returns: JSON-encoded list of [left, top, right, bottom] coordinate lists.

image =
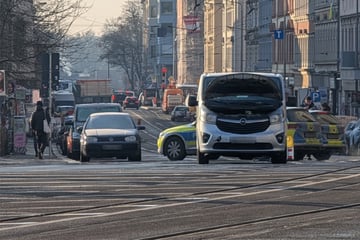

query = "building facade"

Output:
[[176, 0, 204, 85], [142, 0, 177, 86]]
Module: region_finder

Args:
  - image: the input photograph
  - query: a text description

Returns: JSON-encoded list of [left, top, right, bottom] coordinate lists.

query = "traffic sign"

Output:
[[161, 67, 167, 73], [274, 30, 284, 40]]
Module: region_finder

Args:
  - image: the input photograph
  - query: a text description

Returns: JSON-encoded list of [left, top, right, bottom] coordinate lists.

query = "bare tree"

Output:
[[100, 1, 144, 91], [0, 0, 88, 88]]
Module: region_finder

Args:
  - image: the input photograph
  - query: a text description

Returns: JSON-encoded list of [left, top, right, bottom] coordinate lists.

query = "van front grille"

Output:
[[216, 118, 270, 134]]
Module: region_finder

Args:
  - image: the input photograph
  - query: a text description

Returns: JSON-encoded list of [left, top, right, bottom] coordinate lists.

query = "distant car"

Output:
[[67, 103, 122, 160], [157, 121, 196, 161], [57, 115, 74, 156], [309, 110, 346, 156], [344, 119, 360, 155], [123, 96, 139, 109], [78, 112, 145, 162], [344, 120, 357, 155], [111, 90, 135, 105], [54, 105, 74, 117], [286, 107, 323, 161], [170, 105, 193, 122]]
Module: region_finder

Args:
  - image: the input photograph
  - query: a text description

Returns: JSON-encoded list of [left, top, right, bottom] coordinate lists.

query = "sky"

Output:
[[70, 0, 127, 35]]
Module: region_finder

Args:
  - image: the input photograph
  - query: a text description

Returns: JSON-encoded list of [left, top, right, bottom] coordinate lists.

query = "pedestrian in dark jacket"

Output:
[[31, 101, 51, 159]]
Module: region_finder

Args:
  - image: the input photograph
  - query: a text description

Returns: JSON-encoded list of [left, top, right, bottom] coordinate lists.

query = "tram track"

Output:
[[1, 165, 360, 231]]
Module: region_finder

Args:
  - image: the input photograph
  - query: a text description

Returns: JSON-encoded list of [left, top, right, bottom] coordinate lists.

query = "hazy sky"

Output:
[[70, 0, 126, 35]]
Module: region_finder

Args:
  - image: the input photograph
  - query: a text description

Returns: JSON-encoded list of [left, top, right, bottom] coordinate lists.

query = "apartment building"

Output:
[[142, 0, 177, 85], [246, 0, 272, 72], [339, 0, 360, 115], [176, 0, 204, 85], [203, 0, 246, 73]]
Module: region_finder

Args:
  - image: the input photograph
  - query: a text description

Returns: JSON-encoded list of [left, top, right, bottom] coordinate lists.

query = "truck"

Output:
[[162, 88, 184, 114], [73, 79, 113, 104]]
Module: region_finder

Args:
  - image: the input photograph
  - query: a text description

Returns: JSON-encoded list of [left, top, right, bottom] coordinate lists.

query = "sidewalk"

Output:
[[0, 137, 64, 162]]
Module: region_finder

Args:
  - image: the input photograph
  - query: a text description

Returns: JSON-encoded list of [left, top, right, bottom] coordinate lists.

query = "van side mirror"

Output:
[[187, 95, 198, 107]]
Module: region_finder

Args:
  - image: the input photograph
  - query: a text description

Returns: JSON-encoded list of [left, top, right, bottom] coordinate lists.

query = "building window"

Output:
[[150, 5, 157, 18], [161, 2, 173, 15], [150, 45, 156, 58]]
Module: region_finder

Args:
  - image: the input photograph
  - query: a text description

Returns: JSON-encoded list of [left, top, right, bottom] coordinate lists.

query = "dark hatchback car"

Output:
[[66, 103, 122, 160], [78, 112, 145, 162]]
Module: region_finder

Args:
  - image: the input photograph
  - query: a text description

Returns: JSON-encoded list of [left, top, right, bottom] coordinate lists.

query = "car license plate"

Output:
[[102, 145, 122, 150]]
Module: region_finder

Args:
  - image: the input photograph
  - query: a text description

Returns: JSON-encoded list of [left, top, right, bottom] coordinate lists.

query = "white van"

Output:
[[191, 72, 287, 164]]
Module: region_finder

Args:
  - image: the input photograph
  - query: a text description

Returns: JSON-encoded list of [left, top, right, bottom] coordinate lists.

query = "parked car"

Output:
[[54, 105, 74, 117], [170, 105, 193, 122], [157, 121, 197, 161], [309, 110, 346, 156], [344, 119, 360, 155], [286, 107, 323, 161], [57, 115, 74, 156], [78, 112, 145, 162], [123, 96, 140, 109], [67, 103, 122, 160]]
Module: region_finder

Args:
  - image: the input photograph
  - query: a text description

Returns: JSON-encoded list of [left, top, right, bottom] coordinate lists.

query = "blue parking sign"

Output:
[[311, 92, 321, 102]]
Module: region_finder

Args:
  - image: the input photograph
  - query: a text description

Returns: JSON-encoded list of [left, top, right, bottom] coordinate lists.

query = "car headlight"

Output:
[[125, 135, 137, 142]]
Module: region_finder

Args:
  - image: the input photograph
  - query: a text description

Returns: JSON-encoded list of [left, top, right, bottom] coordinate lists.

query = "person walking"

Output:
[[31, 101, 51, 159]]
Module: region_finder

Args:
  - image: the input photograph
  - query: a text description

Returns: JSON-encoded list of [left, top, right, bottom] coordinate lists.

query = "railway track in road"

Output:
[[1, 164, 360, 239]]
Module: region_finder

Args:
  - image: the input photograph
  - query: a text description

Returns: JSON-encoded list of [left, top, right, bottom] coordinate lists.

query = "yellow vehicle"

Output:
[[286, 107, 323, 161], [309, 110, 346, 157]]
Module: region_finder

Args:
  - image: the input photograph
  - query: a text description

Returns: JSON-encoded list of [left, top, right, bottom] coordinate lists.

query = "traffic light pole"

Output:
[[48, 51, 52, 158]]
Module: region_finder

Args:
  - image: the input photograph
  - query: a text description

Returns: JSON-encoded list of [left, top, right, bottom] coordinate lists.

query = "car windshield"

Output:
[[77, 106, 121, 122], [287, 109, 317, 122], [86, 115, 135, 129]]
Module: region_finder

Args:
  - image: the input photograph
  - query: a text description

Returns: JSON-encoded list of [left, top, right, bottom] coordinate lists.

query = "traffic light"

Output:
[[41, 52, 60, 94], [51, 53, 60, 90]]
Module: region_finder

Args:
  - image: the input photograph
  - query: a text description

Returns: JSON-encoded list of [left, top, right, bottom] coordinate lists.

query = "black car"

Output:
[[78, 112, 145, 162], [67, 103, 122, 160]]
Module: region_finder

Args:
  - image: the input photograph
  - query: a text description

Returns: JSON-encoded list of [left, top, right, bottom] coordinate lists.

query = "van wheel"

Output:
[[197, 148, 209, 164], [271, 151, 287, 164]]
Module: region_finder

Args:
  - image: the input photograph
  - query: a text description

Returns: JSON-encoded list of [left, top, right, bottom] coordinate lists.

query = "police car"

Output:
[[286, 107, 323, 161], [157, 122, 196, 161], [309, 110, 346, 157]]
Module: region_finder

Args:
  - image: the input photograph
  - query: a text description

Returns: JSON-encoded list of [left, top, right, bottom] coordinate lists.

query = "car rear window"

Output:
[[312, 113, 339, 124], [76, 106, 121, 122], [287, 109, 317, 122]]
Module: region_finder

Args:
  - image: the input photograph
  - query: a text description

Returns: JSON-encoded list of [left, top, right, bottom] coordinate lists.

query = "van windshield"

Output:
[[203, 74, 283, 113]]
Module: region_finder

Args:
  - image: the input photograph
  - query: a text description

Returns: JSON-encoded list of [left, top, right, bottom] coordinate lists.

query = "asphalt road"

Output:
[[0, 107, 360, 239]]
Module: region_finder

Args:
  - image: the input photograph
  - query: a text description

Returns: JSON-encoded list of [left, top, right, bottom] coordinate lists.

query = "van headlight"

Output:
[[200, 105, 216, 124], [270, 114, 281, 124]]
